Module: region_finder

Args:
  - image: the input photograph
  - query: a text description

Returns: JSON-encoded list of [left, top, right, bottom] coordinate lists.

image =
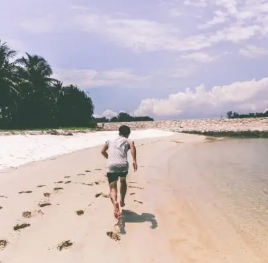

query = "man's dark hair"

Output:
[[119, 125, 131, 136]]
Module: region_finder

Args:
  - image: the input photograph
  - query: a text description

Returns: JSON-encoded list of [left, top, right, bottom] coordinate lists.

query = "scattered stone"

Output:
[[19, 191, 32, 194], [22, 211, 32, 218], [39, 202, 51, 207], [106, 231, 120, 241], [0, 240, 8, 250], [57, 240, 73, 251], [13, 223, 30, 231], [44, 193, 50, 197], [76, 210, 84, 216]]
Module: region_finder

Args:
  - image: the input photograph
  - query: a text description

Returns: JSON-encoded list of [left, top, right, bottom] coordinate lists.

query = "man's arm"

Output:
[[130, 141, 138, 171], [101, 144, 108, 159]]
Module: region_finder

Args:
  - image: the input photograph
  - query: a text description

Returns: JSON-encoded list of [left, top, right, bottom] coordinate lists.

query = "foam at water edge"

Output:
[[0, 129, 174, 171]]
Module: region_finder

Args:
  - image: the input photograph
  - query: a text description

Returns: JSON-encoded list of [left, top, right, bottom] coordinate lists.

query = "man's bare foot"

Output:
[[114, 202, 121, 219], [120, 200, 125, 207]]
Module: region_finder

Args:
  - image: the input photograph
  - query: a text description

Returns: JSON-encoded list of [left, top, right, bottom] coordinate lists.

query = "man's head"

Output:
[[119, 125, 131, 138]]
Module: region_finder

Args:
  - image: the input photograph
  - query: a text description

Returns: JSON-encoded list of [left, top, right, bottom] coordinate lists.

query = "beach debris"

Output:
[[55, 181, 63, 184], [19, 190, 32, 194], [39, 202, 51, 208], [130, 193, 136, 195], [106, 231, 121, 241], [57, 240, 73, 251], [134, 200, 143, 204], [85, 170, 91, 172], [64, 176, 71, 178], [65, 181, 72, 184], [13, 223, 31, 231], [37, 185, 46, 188], [22, 211, 32, 218], [76, 210, 84, 216], [129, 186, 144, 190], [54, 187, 63, 192], [95, 192, 109, 198], [0, 240, 8, 250]]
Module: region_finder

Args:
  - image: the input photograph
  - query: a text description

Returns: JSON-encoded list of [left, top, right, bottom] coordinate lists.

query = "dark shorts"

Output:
[[107, 171, 128, 184]]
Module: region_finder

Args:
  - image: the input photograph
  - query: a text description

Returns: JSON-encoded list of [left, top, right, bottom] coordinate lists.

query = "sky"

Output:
[[1, 0, 268, 119]]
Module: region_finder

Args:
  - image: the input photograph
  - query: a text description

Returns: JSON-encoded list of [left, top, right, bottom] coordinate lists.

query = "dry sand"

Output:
[[0, 133, 267, 263]]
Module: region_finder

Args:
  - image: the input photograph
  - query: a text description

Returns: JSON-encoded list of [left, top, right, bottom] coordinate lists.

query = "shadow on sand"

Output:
[[117, 209, 158, 234]]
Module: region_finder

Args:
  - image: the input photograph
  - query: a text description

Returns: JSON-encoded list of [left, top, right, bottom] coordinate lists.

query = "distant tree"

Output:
[[226, 110, 268, 119]]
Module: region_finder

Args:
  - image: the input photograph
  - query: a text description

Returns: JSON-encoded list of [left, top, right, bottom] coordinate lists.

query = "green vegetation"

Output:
[[226, 111, 268, 119], [94, 112, 154, 123], [0, 40, 94, 130], [182, 130, 268, 138]]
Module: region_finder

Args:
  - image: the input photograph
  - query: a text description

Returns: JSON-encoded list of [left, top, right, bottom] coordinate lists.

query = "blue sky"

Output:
[[1, 0, 268, 119]]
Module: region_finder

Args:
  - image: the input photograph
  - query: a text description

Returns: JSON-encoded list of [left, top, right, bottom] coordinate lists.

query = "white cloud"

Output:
[[239, 45, 268, 58], [94, 109, 117, 119], [53, 68, 150, 88], [134, 77, 268, 117], [180, 52, 219, 63]]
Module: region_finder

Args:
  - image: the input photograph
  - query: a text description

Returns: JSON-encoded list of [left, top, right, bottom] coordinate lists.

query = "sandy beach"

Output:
[[0, 133, 267, 263]]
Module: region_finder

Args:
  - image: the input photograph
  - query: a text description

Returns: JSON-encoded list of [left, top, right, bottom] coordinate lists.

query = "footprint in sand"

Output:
[[134, 200, 143, 204], [0, 195, 8, 198], [0, 206, 3, 210], [39, 202, 51, 208], [0, 240, 8, 250], [22, 210, 43, 218], [54, 187, 63, 192], [129, 186, 144, 190], [55, 181, 63, 184], [81, 182, 93, 186], [57, 240, 73, 251], [95, 193, 109, 198], [64, 176, 71, 179], [19, 191, 32, 194], [85, 170, 91, 173], [43, 192, 50, 197], [95, 168, 102, 171], [77, 173, 85, 176], [13, 223, 31, 231], [37, 185, 46, 188], [65, 181, 72, 184], [106, 231, 120, 241], [76, 210, 84, 216], [130, 193, 136, 196]]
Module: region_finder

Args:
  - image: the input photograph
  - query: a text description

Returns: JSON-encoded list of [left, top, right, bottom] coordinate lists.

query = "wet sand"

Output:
[[0, 133, 267, 262]]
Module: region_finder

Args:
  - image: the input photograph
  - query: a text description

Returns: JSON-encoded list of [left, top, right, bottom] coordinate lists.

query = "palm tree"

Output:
[[0, 40, 19, 128]]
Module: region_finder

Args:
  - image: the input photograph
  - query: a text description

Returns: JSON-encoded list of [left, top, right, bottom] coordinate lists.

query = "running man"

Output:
[[101, 125, 138, 218]]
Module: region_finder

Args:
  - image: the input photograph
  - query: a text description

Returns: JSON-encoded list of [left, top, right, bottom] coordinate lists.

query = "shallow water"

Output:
[[170, 138, 268, 261]]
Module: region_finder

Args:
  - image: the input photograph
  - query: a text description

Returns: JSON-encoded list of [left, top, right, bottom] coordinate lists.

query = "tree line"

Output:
[[226, 110, 268, 119], [94, 112, 154, 123], [0, 40, 94, 129]]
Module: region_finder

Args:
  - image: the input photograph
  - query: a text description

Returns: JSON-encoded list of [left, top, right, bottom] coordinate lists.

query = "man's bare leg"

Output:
[[109, 181, 120, 218], [120, 177, 127, 207]]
